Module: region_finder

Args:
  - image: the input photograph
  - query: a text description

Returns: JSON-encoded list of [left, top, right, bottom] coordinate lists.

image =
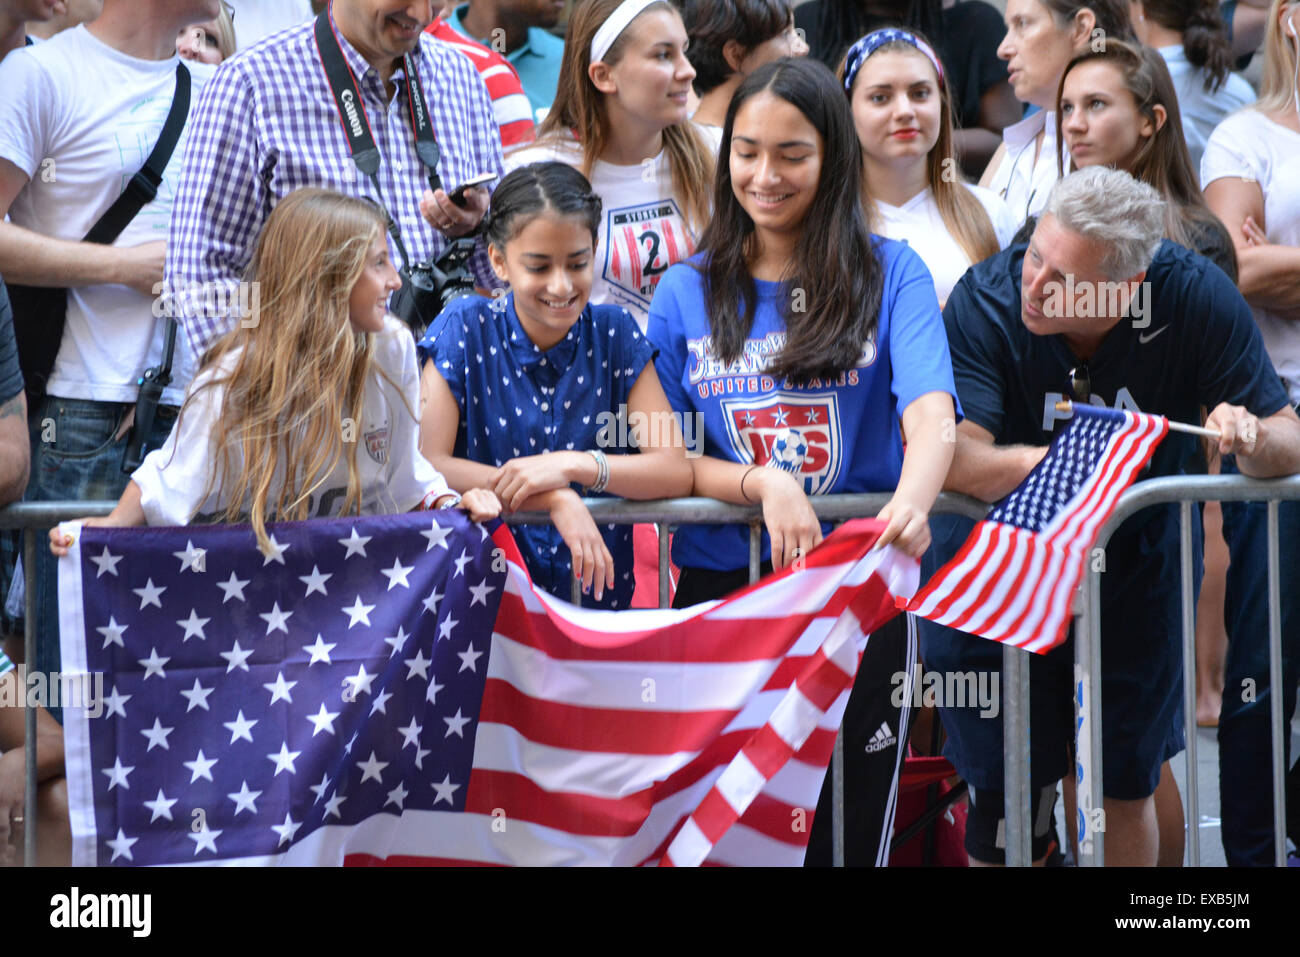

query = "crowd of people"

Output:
[[0, 0, 1296, 869]]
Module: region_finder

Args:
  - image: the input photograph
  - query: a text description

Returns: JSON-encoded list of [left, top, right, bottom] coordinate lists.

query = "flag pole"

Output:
[[1053, 401, 1220, 439]]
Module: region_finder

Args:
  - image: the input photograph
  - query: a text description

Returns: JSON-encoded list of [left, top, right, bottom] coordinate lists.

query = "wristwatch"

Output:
[[438, 493, 462, 510]]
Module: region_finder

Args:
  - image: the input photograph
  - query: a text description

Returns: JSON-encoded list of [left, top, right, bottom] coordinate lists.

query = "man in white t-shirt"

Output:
[[0, 0, 218, 702]]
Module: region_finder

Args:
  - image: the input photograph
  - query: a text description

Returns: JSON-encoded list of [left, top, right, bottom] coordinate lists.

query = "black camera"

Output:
[[391, 236, 479, 340]]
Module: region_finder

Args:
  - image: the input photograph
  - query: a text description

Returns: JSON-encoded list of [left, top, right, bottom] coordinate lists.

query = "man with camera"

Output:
[[0, 0, 218, 694], [167, 0, 505, 356]]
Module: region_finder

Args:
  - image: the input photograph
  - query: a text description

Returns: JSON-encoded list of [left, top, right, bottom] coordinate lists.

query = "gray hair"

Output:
[[1043, 167, 1166, 279]]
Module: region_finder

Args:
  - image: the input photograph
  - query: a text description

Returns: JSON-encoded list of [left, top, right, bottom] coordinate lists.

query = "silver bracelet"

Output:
[[586, 449, 610, 494]]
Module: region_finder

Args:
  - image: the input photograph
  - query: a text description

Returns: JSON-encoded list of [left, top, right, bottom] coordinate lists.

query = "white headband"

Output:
[[590, 0, 661, 64]]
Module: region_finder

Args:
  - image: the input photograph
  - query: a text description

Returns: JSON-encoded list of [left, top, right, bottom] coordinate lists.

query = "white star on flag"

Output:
[[137, 647, 170, 680], [259, 602, 293, 635], [338, 527, 371, 558], [89, 546, 122, 578], [261, 534, 290, 566], [267, 742, 301, 776], [431, 774, 460, 806], [222, 710, 258, 744], [216, 571, 249, 603], [307, 703, 339, 736], [106, 828, 138, 862], [132, 578, 165, 609], [220, 641, 253, 673], [96, 617, 127, 650], [271, 814, 303, 846], [143, 789, 177, 823], [263, 672, 297, 705], [102, 758, 133, 791], [380, 558, 415, 590], [228, 781, 262, 816], [139, 718, 174, 752], [173, 540, 206, 573], [356, 751, 389, 784], [183, 749, 218, 783], [176, 609, 211, 642], [443, 708, 471, 738], [419, 521, 452, 551], [299, 565, 332, 597], [302, 634, 336, 665], [342, 595, 376, 628]]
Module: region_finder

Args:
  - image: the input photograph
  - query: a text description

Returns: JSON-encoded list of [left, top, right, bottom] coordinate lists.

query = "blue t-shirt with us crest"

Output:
[[648, 240, 960, 572], [418, 292, 657, 608]]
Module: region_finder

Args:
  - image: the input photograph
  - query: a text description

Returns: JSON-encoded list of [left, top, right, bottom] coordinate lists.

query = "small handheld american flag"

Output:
[[908, 405, 1168, 654]]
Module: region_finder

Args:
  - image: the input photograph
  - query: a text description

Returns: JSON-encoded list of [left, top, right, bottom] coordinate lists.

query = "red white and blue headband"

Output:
[[842, 28, 944, 92]]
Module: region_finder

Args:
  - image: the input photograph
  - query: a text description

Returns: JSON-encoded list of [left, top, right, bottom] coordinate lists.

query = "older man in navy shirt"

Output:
[[922, 167, 1300, 867]]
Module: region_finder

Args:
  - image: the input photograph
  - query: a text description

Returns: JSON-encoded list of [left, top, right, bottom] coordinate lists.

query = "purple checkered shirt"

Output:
[[165, 17, 505, 355]]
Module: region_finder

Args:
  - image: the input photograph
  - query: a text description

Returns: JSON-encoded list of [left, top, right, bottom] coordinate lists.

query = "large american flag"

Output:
[[58, 512, 915, 866], [908, 405, 1167, 654]]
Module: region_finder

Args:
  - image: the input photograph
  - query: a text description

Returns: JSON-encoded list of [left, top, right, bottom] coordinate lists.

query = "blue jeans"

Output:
[[1218, 455, 1300, 865], [24, 396, 177, 721]]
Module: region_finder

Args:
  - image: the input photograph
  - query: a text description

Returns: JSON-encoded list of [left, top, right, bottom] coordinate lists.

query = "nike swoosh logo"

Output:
[[1138, 325, 1169, 344]]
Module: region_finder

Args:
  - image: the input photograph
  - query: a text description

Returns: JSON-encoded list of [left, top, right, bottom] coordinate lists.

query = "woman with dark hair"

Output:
[[1056, 39, 1238, 277], [795, 0, 1022, 176], [1130, 0, 1255, 167], [418, 162, 692, 609], [648, 56, 958, 865], [843, 27, 1017, 306], [980, 0, 1134, 224], [680, 0, 807, 144]]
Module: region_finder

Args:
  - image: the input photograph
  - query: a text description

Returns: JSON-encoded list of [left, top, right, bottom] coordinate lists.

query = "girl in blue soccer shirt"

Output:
[[646, 54, 959, 868], [417, 162, 693, 609], [648, 56, 959, 602]]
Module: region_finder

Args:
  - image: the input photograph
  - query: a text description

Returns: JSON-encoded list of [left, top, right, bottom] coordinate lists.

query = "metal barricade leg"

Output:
[[657, 522, 670, 609], [1180, 501, 1200, 866], [1075, 569, 1105, 866], [1267, 501, 1287, 867], [23, 527, 37, 868], [1003, 643, 1032, 866], [832, 728, 845, 867]]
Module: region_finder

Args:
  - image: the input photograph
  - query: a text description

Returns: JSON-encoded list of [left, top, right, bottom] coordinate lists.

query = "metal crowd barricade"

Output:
[[10, 477, 1293, 869], [1070, 473, 1300, 868], [0, 493, 990, 868]]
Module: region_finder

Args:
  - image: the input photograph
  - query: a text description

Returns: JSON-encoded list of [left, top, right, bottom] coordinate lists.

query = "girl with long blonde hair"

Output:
[[505, 0, 715, 332], [51, 188, 498, 558]]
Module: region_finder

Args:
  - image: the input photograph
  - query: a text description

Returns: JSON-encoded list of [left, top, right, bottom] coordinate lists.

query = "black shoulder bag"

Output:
[[314, 10, 477, 339], [5, 62, 191, 404]]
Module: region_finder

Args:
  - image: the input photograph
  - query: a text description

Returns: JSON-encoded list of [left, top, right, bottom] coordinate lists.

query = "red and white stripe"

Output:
[[909, 411, 1166, 654], [367, 518, 918, 867]]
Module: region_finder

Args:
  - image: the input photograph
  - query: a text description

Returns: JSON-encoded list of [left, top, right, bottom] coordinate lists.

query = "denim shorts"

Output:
[[18, 396, 177, 715]]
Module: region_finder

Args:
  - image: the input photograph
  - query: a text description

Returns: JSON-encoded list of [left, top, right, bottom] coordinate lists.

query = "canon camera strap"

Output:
[[314, 9, 443, 266]]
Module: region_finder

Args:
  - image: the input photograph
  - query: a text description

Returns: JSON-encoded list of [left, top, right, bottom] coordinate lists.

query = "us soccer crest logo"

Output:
[[720, 394, 842, 494], [364, 426, 389, 466], [603, 199, 695, 312]]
